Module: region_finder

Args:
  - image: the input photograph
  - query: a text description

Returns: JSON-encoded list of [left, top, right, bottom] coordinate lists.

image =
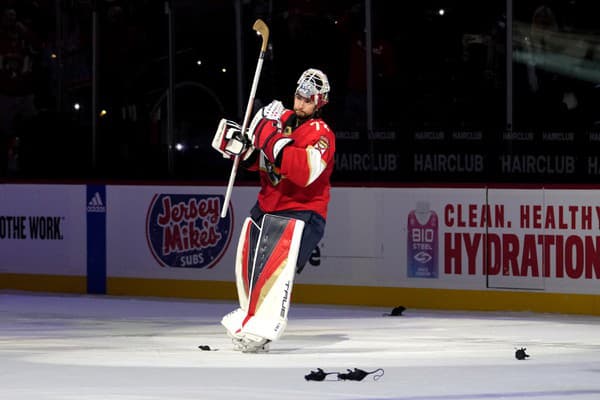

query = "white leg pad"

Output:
[[221, 217, 257, 341], [240, 214, 304, 342], [221, 307, 246, 339], [235, 217, 256, 311]]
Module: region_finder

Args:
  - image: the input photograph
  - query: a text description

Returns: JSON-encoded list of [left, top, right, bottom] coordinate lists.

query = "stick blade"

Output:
[[253, 19, 269, 51]]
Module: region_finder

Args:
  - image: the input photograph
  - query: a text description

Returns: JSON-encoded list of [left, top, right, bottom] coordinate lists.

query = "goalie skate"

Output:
[[240, 334, 271, 353], [228, 334, 269, 353]]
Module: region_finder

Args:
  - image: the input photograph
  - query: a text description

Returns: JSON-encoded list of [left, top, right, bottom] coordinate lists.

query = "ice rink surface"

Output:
[[2, 291, 600, 400]]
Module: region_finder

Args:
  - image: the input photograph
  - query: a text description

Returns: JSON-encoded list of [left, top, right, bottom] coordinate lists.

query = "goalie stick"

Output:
[[221, 19, 270, 218]]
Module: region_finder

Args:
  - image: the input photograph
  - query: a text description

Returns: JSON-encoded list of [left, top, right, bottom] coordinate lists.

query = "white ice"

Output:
[[2, 291, 600, 400]]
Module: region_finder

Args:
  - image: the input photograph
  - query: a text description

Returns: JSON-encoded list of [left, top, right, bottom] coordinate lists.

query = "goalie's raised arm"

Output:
[[248, 100, 294, 164]]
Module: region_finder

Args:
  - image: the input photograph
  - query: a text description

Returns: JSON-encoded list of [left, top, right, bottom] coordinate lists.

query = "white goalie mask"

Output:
[[295, 68, 330, 108]]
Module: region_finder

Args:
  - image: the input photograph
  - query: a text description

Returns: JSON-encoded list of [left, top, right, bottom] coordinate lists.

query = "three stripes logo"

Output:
[[87, 192, 106, 213]]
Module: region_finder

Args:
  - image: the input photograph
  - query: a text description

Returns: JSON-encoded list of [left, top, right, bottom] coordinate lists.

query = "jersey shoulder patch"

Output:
[[315, 136, 330, 155]]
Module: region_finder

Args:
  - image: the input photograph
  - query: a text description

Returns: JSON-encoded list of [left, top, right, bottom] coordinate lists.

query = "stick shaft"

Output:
[[221, 155, 240, 217], [221, 21, 269, 218]]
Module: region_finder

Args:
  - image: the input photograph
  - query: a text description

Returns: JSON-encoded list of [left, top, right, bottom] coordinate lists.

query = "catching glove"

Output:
[[247, 100, 293, 164]]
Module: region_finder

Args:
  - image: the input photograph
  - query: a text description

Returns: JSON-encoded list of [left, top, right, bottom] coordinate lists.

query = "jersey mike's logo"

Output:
[[146, 194, 233, 268]]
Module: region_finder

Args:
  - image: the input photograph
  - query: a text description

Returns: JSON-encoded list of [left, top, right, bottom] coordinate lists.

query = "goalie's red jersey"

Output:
[[247, 110, 335, 220]]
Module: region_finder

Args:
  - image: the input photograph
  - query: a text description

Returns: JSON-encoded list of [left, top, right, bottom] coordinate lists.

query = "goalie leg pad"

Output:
[[235, 217, 260, 310], [221, 307, 246, 340], [240, 214, 305, 341], [221, 217, 260, 338]]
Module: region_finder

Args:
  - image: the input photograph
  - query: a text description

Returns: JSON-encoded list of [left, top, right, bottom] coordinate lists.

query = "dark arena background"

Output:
[[2, 0, 599, 184]]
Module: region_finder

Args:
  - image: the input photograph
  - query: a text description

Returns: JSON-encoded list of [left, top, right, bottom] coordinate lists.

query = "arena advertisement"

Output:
[[440, 189, 600, 293], [2, 184, 600, 298], [146, 193, 233, 269], [105, 185, 259, 280], [0, 184, 86, 275], [301, 187, 600, 295], [406, 200, 439, 278]]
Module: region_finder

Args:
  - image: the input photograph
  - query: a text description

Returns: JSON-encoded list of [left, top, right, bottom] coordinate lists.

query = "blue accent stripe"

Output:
[[86, 185, 106, 294]]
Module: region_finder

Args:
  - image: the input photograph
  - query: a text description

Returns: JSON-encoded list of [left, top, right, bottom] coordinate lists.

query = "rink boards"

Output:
[[1, 183, 600, 315]]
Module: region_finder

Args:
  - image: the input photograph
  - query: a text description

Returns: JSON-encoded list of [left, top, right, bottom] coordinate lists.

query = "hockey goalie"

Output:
[[212, 68, 335, 352]]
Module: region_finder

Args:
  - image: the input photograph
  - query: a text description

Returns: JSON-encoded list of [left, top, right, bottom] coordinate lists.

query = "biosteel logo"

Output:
[[146, 194, 233, 268]]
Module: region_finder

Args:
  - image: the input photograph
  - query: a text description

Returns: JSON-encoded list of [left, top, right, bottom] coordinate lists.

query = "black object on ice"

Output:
[[305, 368, 385, 381], [338, 368, 385, 381], [198, 345, 216, 351], [515, 348, 530, 360], [305, 368, 338, 381], [383, 306, 406, 316]]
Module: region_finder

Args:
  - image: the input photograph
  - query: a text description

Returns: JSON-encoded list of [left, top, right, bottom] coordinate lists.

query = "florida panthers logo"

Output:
[[146, 194, 233, 268]]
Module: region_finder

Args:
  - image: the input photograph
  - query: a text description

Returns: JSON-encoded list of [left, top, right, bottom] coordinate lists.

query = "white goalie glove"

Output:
[[212, 118, 255, 160], [248, 100, 285, 138], [262, 100, 285, 121], [247, 100, 293, 164]]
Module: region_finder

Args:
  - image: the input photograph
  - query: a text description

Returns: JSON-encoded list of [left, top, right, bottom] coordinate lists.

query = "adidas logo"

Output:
[[87, 192, 106, 213]]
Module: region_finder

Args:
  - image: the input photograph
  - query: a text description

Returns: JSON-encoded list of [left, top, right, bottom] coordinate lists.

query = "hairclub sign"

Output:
[[146, 194, 233, 268]]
